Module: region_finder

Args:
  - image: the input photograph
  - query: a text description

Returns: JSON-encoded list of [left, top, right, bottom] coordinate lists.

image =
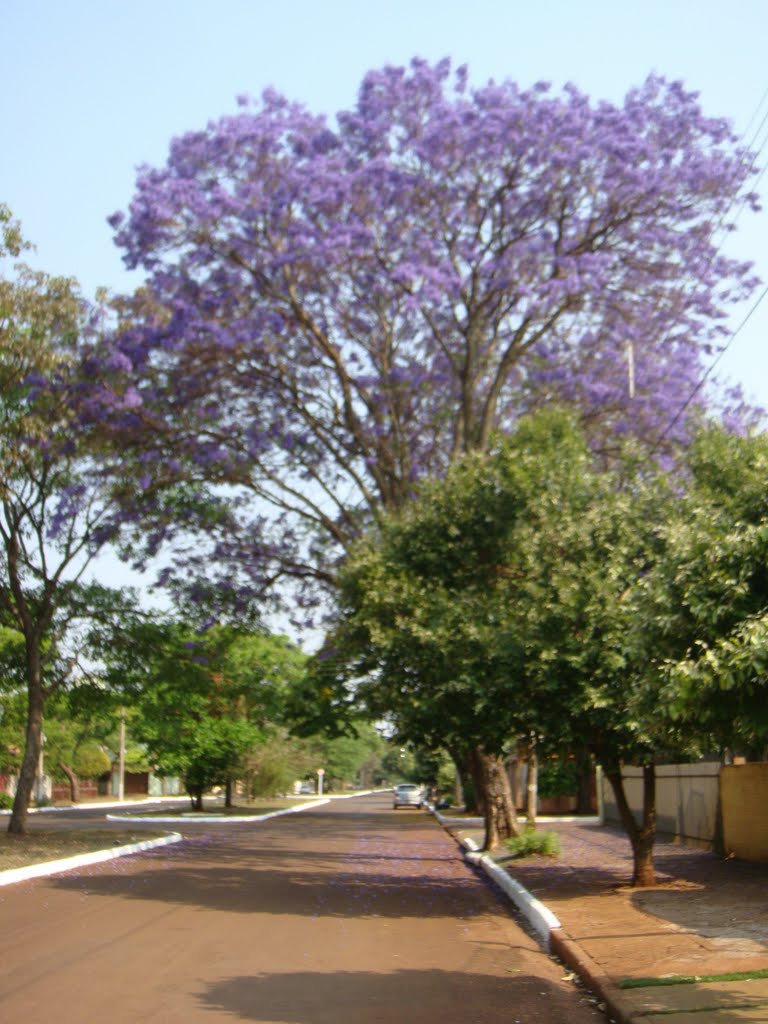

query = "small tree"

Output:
[[322, 411, 621, 848]]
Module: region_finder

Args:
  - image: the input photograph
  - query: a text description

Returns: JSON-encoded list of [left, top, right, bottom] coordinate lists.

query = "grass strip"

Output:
[[619, 969, 768, 990]]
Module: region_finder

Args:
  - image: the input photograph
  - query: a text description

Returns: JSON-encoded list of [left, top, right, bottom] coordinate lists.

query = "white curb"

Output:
[[0, 796, 192, 816], [106, 798, 332, 824], [463, 845, 562, 948], [0, 831, 183, 887], [428, 805, 562, 951]]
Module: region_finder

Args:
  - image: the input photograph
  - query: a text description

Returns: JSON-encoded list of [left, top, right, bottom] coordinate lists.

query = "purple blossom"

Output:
[[85, 57, 762, 607]]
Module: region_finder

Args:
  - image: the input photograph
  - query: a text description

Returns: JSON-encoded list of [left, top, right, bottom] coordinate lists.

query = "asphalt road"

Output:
[[0, 793, 602, 1022]]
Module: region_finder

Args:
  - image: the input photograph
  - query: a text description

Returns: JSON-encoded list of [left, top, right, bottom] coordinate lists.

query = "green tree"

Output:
[[102, 619, 259, 809], [317, 410, 693, 882], [245, 730, 315, 798], [39, 690, 118, 802], [95, 614, 309, 809], [639, 426, 768, 758], [320, 412, 611, 847], [0, 207, 127, 834], [308, 723, 388, 791]]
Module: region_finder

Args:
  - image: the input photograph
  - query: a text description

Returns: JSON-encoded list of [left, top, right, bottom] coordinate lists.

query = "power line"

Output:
[[648, 86, 768, 455], [650, 282, 768, 455]]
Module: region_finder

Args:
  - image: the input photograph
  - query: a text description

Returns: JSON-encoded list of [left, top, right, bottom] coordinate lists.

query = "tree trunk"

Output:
[[59, 762, 80, 804], [525, 739, 538, 826], [479, 749, 520, 851], [712, 753, 728, 858], [605, 762, 657, 886], [463, 747, 486, 815], [453, 763, 464, 808], [8, 646, 45, 836], [225, 778, 234, 808], [508, 752, 521, 812], [575, 746, 595, 815], [188, 786, 204, 811]]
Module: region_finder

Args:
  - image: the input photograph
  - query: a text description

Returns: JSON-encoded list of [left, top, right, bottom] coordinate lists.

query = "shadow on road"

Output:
[[50, 857, 488, 919], [198, 968, 597, 1022], [48, 806, 501, 921]]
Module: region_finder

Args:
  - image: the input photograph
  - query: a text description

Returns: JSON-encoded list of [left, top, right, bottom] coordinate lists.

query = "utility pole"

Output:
[[118, 708, 126, 801], [627, 340, 636, 399]]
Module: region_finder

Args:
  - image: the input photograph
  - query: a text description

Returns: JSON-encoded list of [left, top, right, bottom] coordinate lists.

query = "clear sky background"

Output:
[[3, 0, 767, 408], [2, 0, 768, 622]]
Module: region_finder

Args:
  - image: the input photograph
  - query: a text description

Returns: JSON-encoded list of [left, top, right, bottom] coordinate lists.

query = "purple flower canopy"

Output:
[[95, 58, 761, 607]]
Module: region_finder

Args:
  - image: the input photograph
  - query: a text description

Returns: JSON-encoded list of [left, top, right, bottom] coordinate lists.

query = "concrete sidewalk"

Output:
[[444, 815, 768, 1023]]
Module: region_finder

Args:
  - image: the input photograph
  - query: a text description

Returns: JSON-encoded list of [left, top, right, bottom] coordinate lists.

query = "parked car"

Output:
[[298, 781, 316, 794], [393, 783, 422, 809]]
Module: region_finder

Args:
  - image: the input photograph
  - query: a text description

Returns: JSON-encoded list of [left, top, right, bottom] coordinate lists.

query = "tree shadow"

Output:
[[621, 978, 768, 1021], [503, 821, 768, 903], [198, 968, 598, 1022], [50, 860, 498, 919], [48, 818, 507, 921], [629, 864, 768, 949]]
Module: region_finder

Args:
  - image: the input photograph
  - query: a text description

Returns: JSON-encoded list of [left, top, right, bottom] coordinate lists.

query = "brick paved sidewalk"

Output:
[[453, 818, 768, 1022]]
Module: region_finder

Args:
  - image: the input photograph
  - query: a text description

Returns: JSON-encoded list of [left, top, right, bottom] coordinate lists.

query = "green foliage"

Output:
[[0, 625, 25, 692], [320, 726, 388, 789], [324, 408, 671, 774], [633, 426, 768, 755], [94, 613, 316, 800], [0, 688, 25, 772], [0, 792, 13, 810], [503, 828, 561, 859], [538, 757, 580, 799], [245, 731, 314, 797], [380, 745, 419, 783], [122, 744, 150, 773], [71, 741, 111, 779], [411, 747, 457, 792], [41, 691, 122, 783], [170, 716, 260, 799]]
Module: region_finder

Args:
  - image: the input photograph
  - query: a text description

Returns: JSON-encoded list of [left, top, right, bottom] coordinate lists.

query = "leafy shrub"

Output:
[[503, 827, 561, 859], [73, 742, 112, 779], [0, 792, 13, 810], [537, 757, 580, 798]]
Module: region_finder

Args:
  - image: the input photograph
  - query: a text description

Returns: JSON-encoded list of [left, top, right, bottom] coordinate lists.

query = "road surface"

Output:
[[0, 793, 602, 1022]]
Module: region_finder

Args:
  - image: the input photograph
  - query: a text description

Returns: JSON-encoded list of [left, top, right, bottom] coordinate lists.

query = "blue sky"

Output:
[[3, 0, 767, 629], [3, 0, 767, 409]]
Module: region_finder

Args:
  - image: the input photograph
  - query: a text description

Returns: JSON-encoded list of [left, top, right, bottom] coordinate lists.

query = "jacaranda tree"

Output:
[[90, 59, 759, 614]]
